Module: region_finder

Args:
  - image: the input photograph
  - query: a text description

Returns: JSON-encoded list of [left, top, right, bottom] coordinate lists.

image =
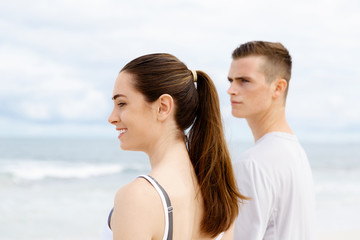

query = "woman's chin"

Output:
[[119, 143, 136, 151], [119, 142, 128, 150]]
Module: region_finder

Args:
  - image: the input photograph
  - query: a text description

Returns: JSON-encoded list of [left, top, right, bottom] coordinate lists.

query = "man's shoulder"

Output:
[[236, 136, 276, 163], [235, 147, 264, 173], [234, 146, 275, 190], [236, 132, 306, 168]]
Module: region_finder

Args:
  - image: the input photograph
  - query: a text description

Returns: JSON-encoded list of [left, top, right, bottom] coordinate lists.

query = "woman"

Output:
[[106, 53, 247, 239]]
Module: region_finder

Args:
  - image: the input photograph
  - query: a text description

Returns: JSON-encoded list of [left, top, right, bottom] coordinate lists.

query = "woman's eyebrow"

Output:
[[112, 94, 127, 100]]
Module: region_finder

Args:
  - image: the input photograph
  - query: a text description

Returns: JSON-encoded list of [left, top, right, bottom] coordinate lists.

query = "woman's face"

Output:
[[108, 71, 158, 152]]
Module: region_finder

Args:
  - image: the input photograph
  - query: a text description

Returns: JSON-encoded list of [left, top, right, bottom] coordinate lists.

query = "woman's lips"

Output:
[[116, 128, 128, 139]]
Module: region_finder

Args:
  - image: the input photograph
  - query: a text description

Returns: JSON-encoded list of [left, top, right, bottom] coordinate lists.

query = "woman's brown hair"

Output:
[[121, 53, 247, 237]]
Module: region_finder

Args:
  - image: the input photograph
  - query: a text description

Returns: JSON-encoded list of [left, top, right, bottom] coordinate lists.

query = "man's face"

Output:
[[227, 56, 274, 120]]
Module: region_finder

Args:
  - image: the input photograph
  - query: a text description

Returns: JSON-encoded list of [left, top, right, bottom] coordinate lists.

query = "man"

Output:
[[227, 41, 315, 239]]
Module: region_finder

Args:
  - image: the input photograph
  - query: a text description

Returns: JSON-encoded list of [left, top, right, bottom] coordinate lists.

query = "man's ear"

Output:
[[156, 94, 174, 121], [273, 78, 287, 99]]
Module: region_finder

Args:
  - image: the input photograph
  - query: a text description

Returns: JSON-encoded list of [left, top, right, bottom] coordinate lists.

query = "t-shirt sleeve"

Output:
[[233, 155, 275, 240]]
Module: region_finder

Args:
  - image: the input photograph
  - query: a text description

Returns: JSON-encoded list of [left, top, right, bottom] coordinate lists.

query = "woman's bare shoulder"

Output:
[[111, 177, 164, 239], [115, 177, 156, 202], [218, 222, 235, 240]]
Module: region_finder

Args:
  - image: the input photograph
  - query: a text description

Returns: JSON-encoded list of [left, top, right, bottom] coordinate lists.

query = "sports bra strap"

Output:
[[106, 175, 173, 240], [216, 232, 224, 240], [138, 175, 173, 240]]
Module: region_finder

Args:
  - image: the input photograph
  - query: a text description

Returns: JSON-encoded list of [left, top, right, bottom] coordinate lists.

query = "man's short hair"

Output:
[[232, 41, 292, 98]]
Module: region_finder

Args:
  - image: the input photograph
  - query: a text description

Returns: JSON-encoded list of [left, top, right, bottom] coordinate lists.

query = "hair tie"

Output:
[[190, 70, 197, 82]]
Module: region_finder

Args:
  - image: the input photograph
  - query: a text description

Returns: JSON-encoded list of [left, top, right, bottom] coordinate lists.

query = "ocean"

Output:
[[0, 138, 359, 239]]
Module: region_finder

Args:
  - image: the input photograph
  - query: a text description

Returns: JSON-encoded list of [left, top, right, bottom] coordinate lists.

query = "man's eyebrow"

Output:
[[112, 94, 126, 100], [228, 76, 251, 81]]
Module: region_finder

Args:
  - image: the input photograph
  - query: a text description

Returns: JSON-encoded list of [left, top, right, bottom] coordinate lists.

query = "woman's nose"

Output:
[[108, 108, 118, 125]]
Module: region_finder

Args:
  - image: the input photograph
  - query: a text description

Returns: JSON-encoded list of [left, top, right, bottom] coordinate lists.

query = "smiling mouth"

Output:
[[117, 129, 128, 138]]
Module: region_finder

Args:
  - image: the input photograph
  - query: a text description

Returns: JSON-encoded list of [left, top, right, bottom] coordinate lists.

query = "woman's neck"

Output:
[[147, 135, 189, 170]]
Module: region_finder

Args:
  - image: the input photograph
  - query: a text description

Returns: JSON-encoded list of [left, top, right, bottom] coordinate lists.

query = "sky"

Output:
[[0, 0, 359, 142]]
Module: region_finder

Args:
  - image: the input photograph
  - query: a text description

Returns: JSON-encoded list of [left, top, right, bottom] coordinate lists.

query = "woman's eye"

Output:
[[117, 102, 126, 107]]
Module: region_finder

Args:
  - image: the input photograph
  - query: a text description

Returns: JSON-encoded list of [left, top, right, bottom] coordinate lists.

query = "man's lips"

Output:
[[231, 100, 243, 105]]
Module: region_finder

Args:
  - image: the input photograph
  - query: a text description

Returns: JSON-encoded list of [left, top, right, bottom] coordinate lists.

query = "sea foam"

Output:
[[0, 159, 145, 181]]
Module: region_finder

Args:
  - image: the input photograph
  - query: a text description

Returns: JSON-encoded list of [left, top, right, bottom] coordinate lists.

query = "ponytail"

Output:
[[120, 53, 247, 237], [188, 71, 247, 237]]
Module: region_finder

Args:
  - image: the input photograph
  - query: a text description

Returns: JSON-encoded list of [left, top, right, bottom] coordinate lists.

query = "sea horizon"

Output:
[[0, 137, 359, 239]]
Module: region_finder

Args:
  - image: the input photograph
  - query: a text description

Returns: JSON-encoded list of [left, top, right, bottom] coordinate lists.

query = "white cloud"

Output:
[[59, 90, 108, 120], [0, 0, 359, 139], [0, 45, 110, 122], [17, 102, 52, 120], [0, 116, 114, 137]]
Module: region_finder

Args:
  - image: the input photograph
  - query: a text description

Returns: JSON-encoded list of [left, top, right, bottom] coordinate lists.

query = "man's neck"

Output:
[[246, 106, 293, 142]]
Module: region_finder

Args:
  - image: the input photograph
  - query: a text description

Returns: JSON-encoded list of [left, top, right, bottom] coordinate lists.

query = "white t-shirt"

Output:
[[234, 132, 315, 240]]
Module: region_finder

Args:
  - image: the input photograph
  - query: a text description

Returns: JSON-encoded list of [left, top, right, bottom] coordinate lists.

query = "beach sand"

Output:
[[318, 230, 360, 240]]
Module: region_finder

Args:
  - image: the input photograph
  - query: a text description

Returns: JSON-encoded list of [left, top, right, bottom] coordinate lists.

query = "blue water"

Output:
[[0, 138, 359, 239]]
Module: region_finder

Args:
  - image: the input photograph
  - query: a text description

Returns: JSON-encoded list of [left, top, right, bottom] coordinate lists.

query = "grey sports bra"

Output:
[[107, 175, 173, 240]]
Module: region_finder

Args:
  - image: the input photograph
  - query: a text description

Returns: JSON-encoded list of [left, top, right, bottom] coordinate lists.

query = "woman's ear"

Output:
[[157, 94, 174, 121], [272, 78, 287, 99]]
